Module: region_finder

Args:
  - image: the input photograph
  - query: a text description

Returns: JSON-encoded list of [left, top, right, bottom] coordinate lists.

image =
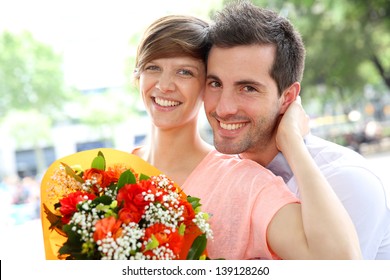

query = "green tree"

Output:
[[124, 32, 145, 115], [0, 31, 69, 119], [222, 0, 390, 113], [0, 31, 72, 175]]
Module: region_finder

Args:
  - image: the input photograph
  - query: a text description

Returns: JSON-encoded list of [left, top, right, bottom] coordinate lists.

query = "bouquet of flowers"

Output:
[[41, 148, 213, 260]]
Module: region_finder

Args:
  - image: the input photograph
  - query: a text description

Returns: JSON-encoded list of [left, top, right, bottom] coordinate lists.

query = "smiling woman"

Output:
[[139, 57, 206, 128], [0, 0, 221, 223]]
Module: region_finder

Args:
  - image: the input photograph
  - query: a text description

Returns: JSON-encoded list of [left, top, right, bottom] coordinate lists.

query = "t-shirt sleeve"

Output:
[[248, 175, 300, 259]]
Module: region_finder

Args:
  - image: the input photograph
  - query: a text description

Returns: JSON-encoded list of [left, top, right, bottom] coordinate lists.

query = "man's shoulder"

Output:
[[305, 134, 383, 180], [305, 134, 366, 164], [303, 135, 387, 201]]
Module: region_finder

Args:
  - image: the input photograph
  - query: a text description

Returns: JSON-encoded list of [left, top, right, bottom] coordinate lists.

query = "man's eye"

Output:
[[209, 81, 221, 88], [243, 86, 257, 92]]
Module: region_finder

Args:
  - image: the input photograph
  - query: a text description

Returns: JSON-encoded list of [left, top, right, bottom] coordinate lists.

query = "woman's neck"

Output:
[[137, 122, 212, 185]]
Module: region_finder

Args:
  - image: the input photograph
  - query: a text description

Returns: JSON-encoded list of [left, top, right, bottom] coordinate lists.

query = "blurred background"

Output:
[[0, 0, 389, 260]]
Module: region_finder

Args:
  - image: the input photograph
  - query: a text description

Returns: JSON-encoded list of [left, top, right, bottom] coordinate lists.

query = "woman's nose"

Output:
[[156, 72, 175, 93]]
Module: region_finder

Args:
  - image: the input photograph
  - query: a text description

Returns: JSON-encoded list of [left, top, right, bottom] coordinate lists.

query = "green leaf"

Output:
[[97, 150, 105, 159], [179, 223, 186, 235], [61, 162, 84, 183], [59, 224, 85, 259], [139, 173, 150, 181], [117, 170, 137, 189], [71, 164, 83, 176], [187, 196, 201, 210], [144, 234, 159, 252], [91, 154, 105, 170], [42, 203, 64, 232], [186, 234, 207, 260], [92, 195, 113, 206], [81, 241, 96, 257]]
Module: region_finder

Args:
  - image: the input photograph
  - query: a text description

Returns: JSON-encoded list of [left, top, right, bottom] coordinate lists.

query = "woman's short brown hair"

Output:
[[134, 15, 210, 80]]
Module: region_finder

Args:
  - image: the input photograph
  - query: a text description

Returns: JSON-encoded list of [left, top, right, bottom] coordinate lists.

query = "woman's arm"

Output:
[[267, 96, 362, 259]]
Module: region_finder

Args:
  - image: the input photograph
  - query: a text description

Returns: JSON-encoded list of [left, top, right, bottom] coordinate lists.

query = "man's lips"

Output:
[[219, 121, 246, 131]]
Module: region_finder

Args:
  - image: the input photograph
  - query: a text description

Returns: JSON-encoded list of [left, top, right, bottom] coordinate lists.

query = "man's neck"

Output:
[[239, 146, 279, 167]]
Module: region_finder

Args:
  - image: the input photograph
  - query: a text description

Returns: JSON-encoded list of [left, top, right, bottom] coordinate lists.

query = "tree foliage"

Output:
[[222, 0, 390, 110], [0, 31, 68, 119]]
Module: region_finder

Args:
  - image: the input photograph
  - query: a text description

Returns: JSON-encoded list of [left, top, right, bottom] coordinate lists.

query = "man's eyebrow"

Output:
[[206, 74, 220, 80], [206, 75, 267, 89], [235, 79, 267, 88]]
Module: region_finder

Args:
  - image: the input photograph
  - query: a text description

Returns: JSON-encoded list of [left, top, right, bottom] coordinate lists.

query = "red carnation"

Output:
[[105, 164, 129, 183], [59, 191, 96, 224], [83, 168, 112, 190], [118, 204, 143, 224], [178, 200, 196, 226], [117, 180, 157, 211], [93, 216, 123, 241], [143, 223, 184, 256]]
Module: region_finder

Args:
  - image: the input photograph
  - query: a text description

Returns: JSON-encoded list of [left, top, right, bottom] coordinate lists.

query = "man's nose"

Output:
[[215, 90, 238, 117]]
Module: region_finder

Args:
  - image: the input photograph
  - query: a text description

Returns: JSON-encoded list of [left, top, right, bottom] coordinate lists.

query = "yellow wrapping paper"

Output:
[[40, 148, 202, 260]]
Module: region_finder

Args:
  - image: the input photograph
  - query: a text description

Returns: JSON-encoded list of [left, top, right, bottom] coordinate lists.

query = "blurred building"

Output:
[[0, 114, 151, 180]]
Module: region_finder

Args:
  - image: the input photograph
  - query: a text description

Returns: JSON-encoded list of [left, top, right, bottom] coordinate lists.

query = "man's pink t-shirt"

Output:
[[182, 150, 300, 260]]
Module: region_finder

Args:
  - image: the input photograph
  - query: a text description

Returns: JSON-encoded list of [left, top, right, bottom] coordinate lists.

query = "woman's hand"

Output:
[[271, 95, 362, 260], [276, 96, 310, 152]]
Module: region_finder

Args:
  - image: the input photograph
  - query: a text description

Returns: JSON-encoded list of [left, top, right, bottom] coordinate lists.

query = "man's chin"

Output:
[[214, 142, 244, 155]]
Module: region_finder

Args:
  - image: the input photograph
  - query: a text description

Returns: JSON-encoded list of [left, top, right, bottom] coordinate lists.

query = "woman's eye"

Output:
[[178, 69, 193, 76], [145, 65, 160, 71]]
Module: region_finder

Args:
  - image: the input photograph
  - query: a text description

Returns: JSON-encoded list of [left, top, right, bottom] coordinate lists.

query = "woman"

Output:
[[132, 15, 361, 260]]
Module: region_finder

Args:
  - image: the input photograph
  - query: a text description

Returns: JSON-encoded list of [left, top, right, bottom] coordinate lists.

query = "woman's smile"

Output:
[[153, 96, 182, 107]]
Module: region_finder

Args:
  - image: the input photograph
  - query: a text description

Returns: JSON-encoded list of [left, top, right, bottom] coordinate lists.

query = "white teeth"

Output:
[[220, 122, 245, 130], [154, 97, 180, 107]]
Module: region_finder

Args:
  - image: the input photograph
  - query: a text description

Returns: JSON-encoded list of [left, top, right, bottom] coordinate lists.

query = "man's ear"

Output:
[[279, 82, 300, 114]]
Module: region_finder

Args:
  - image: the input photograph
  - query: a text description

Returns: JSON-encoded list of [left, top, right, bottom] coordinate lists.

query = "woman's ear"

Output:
[[280, 82, 300, 114]]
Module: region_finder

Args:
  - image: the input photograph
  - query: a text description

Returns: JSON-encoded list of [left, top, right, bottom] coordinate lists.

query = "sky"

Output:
[[0, 0, 222, 90]]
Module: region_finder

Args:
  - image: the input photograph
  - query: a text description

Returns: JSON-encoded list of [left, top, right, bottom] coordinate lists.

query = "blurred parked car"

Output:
[[344, 121, 383, 152]]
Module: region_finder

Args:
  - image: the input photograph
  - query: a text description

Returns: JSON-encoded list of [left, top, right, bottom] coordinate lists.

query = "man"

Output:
[[204, 0, 390, 259]]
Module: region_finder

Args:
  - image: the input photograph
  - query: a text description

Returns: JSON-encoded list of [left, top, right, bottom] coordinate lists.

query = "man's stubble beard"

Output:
[[213, 116, 278, 156]]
